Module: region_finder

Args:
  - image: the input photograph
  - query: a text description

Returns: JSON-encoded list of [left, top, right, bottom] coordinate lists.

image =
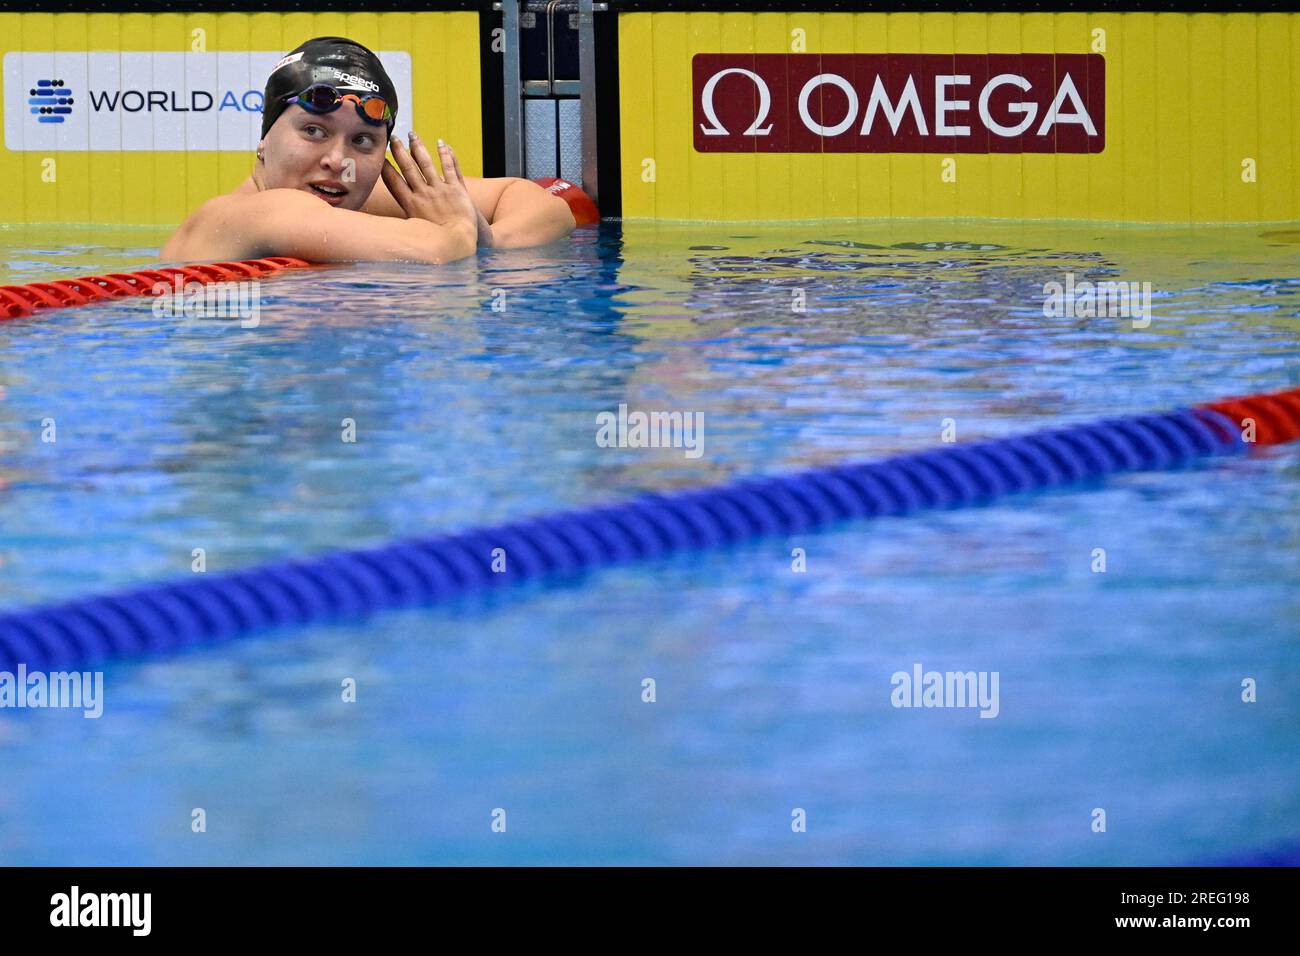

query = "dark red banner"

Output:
[[692, 53, 1105, 154]]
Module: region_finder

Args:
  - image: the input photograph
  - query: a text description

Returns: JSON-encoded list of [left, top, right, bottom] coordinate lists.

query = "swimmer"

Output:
[[161, 36, 578, 265]]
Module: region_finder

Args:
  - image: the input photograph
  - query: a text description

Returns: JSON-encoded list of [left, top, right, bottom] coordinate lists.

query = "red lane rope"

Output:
[[1197, 388, 1300, 446], [0, 257, 312, 323]]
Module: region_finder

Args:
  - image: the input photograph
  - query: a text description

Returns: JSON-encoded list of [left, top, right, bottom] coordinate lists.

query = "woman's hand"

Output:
[[471, 203, 495, 249], [382, 132, 478, 243], [432, 138, 496, 248]]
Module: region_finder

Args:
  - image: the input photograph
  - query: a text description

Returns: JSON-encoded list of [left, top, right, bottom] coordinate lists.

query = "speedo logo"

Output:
[[330, 68, 379, 92]]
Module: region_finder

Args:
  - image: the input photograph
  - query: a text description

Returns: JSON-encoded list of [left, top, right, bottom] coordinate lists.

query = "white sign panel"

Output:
[[4, 51, 412, 151]]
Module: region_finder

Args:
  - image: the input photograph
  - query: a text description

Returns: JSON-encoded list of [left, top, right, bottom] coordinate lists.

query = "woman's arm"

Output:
[[214, 188, 477, 265], [362, 172, 578, 249], [163, 138, 479, 265], [486, 179, 578, 248]]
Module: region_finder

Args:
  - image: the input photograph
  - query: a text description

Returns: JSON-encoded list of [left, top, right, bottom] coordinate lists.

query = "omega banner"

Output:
[[622, 10, 1297, 223], [3, 51, 413, 152], [693, 53, 1104, 154]]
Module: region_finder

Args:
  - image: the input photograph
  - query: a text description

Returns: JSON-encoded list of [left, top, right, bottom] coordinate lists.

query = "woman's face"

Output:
[[258, 104, 388, 211]]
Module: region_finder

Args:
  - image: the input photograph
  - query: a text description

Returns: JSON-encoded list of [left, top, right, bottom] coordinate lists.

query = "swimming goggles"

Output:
[[283, 83, 394, 129]]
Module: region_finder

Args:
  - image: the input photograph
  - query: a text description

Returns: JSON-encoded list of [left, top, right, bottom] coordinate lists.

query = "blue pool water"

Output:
[[0, 221, 1297, 865]]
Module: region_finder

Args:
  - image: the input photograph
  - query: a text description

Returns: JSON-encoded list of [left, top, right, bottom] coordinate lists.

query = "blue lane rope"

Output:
[[0, 406, 1246, 672], [1204, 840, 1300, 866]]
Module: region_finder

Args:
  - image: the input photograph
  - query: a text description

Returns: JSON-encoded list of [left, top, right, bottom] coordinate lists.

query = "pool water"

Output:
[[0, 220, 1297, 865]]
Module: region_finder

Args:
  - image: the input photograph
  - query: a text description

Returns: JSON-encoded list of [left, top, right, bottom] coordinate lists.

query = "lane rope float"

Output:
[[0, 257, 312, 323], [0, 386, 1296, 672]]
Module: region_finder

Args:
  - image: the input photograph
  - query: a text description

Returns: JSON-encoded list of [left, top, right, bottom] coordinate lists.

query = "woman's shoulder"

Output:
[[160, 191, 240, 259], [160, 188, 316, 261]]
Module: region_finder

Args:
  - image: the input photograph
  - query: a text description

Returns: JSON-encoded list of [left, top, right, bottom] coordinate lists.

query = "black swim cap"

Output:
[[260, 36, 398, 139]]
